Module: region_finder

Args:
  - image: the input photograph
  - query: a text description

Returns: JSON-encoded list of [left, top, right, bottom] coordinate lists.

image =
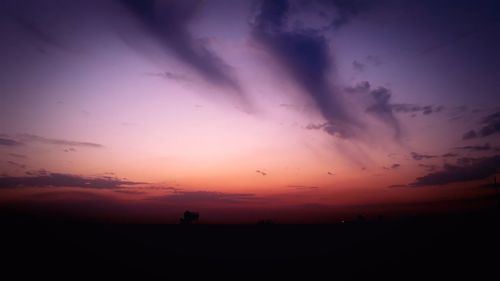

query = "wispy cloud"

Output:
[[391, 104, 444, 115], [344, 81, 442, 139], [462, 110, 500, 140], [0, 137, 24, 146], [7, 153, 27, 159], [144, 71, 188, 81], [454, 143, 499, 152], [390, 163, 401, 169], [151, 190, 260, 204], [410, 152, 437, 161], [410, 155, 500, 187], [418, 164, 437, 172], [6, 161, 26, 169], [256, 170, 267, 176], [287, 185, 320, 190], [251, 0, 363, 138], [364, 86, 401, 138], [121, 0, 242, 94], [18, 134, 103, 148], [0, 170, 142, 189]]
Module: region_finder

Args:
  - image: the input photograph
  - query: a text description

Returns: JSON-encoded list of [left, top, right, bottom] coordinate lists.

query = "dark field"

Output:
[[1, 210, 499, 280]]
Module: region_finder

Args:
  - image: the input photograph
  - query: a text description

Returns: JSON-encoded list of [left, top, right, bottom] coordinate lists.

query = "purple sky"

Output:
[[0, 0, 499, 223]]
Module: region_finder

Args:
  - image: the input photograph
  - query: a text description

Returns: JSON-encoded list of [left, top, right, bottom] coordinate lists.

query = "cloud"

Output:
[[410, 155, 500, 187], [305, 121, 354, 138], [114, 189, 147, 195], [411, 152, 437, 161], [287, 185, 320, 190], [462, 130, 478, 140], [6, 161, 26, 169], [345, 81, 443, 138], [151, 190, 260, 204], [252, 0, 357, 138], [418, 164, 437, 172], [331, 0, 377, 28], [14, 16, 70, 52], [365, 55, 382, 66], [17, 134, 103, 148], [256, 170, 267, 176], [391, 104, 444, 115], [0, 171, 142, 189], [364, 85, 401, 138], [387, 184, 407, 188], [416, 27, 484, 57], [455, 143, 499, 152], [442, 153, 459, 158], [390, 163, 401, 169], [0, 137, 24, 146], [144, 71, 187, 81], [305, 0, 377, 29], [462, 110, 500, 139], [352, 60, 364, 72], [382, 163, 400, 170], [480, 110, 500, 136], [121, 0, 242, 93], [7, 153, 27, 159]]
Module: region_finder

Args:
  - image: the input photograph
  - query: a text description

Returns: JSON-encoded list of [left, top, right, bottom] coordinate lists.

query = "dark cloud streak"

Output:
[[151, 191, 259, 204], [462, 110, 500, 139], [411, 155, 500, 187], [0, 171, 142, 189], [252, 0, 359, 138], [18, 134, 103, 148], [121, 0, 242, 93], [411, 152, 437, 161], [455, 143, 499, 152], [0, 138, 24, 146]]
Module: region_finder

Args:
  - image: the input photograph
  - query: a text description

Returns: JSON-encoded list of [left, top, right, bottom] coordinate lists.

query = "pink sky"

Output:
[[1, 0, 499, 223]]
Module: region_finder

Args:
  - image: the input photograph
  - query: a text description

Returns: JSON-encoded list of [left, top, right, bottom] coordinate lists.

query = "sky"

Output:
[[0, 0, 499, 223]]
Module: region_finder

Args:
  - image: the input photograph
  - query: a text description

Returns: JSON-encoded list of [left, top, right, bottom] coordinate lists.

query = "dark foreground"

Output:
[[1, 211, 499, 280]]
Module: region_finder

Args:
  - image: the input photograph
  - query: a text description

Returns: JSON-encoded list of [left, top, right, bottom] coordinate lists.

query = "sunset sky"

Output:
[[1, 0, 499, 223]]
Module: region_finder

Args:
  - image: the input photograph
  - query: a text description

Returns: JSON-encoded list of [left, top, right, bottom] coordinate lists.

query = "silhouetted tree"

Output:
[[180, 210, 199, 224]]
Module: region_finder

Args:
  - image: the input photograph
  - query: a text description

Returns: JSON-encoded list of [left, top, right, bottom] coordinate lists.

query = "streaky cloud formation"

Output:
[[391, 104, 444, 115], [287, 185, 320, 190], [418, 164, 437, 172], [6, 161, 26, 169], [0, 137, 23, 146], [251, 0, 358, 138], [7, 153, 27, 159], [120, 0, 242, 94], [0, 170, 142, 189], [17, 134, 103, 148], [151, 190, 260, 204], [390, 163, 400, 169], [455, 143, 500, 152], [344, 81, 443, 139], [0, 0, 499, 224], [322, 0, 377, 29], [14, 16, 69, 52], [144, 71, 187, 81], [364, 85, 401, 138], [411, 155, 500, 187], [410, 152, 438, 161], [462, 110, 500, 139]]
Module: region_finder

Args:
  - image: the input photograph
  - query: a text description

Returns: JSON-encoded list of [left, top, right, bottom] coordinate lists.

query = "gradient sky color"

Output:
[[1, 0, 499, 223]]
